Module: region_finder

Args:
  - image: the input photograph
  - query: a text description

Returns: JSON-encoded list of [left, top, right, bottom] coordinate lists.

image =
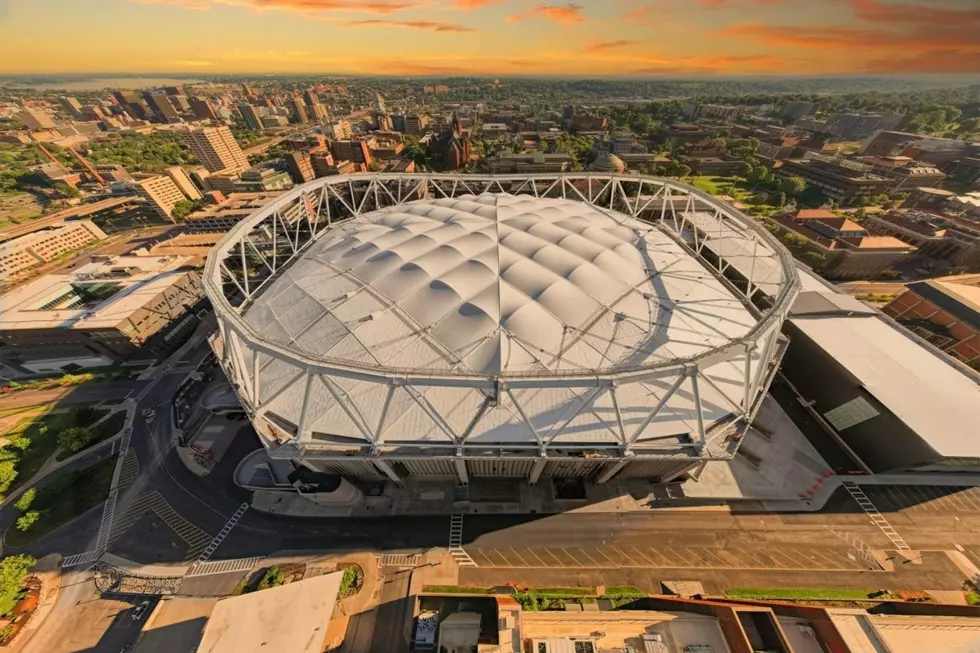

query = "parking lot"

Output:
[[39, 594, 157, 653], [465, 544, 876, 572], [859, 485, 980, 515]]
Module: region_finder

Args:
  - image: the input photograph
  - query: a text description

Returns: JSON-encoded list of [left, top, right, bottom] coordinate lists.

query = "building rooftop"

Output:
[[906, 274, 980, 329], [196, 572, 342, 653], [0, 254, 199, 331], [837, 235, 913, 250], [789, 281, 980, 458]]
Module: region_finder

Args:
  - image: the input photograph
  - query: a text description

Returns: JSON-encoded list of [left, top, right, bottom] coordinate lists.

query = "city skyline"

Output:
[[1, 0, 978, 76]]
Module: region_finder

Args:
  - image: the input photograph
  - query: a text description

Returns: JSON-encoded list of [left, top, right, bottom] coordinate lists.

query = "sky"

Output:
[[0, 0, 978, 76]]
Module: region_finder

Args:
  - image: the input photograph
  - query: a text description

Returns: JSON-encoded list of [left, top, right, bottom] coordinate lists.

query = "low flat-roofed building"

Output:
[[865, 209, 980, 270], [196, 571, 342, 653], [484, 150, 572, 174], [775, 157, 893, 204], [780, 268, 980, 473], [0, 254, 203, 375], [144, 232, 223, 258], [0, 220, 107, 280], [182, 191, 299, 233], [882, 274, 980, 368]]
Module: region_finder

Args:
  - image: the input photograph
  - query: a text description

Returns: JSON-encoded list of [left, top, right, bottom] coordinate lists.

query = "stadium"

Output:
[[204, 173, 800, 488]]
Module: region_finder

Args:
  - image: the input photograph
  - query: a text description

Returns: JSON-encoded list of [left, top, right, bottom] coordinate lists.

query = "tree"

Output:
[[0, 554, 36, 617], [772, 190, 787, 207], [52, 182, 80, 198], [58, 426, 94, 453], [15, 511, 39, 532], [170, 199, 196, 221], [747, 166, 770, 185], [779, 175, 807, 197], [0, 461, 17, 494], [735, 161, 753, 178], [13, 488, 35, 513], [71, 405, 99, 428], [674, 164, 691, 178]]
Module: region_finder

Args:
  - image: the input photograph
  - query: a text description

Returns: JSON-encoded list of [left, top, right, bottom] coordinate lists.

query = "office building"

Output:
[[134, 175, 186, 219], [302, 90, 318, 108], [866, 209, 980, 271], [238, 103, 263, 131], [484, 151, 571, 174], [184, 126, 249, 173], [143, 92, 181, 124], [0, 220, 107, 280], [286, 151, 315, 184], [775, 156, 893, 204], [189, 96, 217, 121], [182, 192, 304, 233], [261, 115, 288, 128], [16, 107, 54, 130], [405, 114, 430, 133], [58, 96, 83, 119], [375, 113, 393, 131], [854, 155, 946, 191], [779, 100, 814, 120], [329, 139, 371, 166], [308, 103, 329, 121], [165, 166, 203, 201], [826, 112, 904, 139], [237, 167, 293, 192], [290, 96, 309, 124], [391, 114, 406, 132], [768, 208, 914, 278], [0, 254, 203, 375]]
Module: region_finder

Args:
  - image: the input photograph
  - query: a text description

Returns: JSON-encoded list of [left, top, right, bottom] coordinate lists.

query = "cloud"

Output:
[[449, 0, 501, 8], [129, 0, 423, 14], [344, 18, 475, 31], [507, 3, 585, 25], [697, 0, 785, 6], [863, 49, 980, 74], [584, 40, 638, 53]]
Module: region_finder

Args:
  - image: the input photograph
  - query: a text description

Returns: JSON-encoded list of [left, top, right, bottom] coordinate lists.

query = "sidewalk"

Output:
[[8, 554, 62, 653]]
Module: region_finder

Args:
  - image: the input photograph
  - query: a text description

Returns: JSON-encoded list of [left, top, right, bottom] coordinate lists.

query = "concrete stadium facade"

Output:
[[205, 174, 800, 486]]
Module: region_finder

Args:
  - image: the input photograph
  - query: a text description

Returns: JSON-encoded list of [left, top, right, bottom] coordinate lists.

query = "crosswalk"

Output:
[[118, 450, 140, 488], [449, 514, 477, 567], [197, 503, 249, 563], [62, 550, 101, 568], [186, 557, 261, 578], [378, 553, 421, 569], [110, 491, 213, 560], [842, 481, 911, 552]]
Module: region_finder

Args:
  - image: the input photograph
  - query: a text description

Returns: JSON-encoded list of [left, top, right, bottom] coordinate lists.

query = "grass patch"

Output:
[[724, 588, 880, 601], [0, 405, 59, 420], [966, 592, 980, 606], [5, 455, 116, 547], [690, 175, 742, 196], [2, 407, 110, 488], [422, 585, 494, 595], [338, 564, 363, 597], [602, 585, 647, 598], [55, 410, 125, 461]]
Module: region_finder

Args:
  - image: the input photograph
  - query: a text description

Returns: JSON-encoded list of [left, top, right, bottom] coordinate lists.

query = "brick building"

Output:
[[866, 210, 980, 271], [0, 220, 107, 280], [775, 158, 893, 205]]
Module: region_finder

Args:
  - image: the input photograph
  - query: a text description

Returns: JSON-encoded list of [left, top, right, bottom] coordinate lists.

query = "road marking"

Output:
[[448, 514, 476, 567], [842, 481, 911, 552], [118, 450, 140, 488], [197, 503, 249, 563], [186, 557, 261, 578], [110, 491, 213, 561], [62, 550, 101, 568], [377, 554, 421, 569]]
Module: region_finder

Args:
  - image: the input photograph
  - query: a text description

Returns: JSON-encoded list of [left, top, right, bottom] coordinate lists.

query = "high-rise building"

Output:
[[286, 151, 315, 184], [309, 103, 329, 121], [169, 95, 190, 112], [113, 90, 149, 120], [59, 96, 83, 119], [16, 107, 54, 130], [405, 114, 430, 133], [376, 113, 393, 131], [391, 114, 406, 132], [189, 96, 217, 121], [290, 97, 309, 124], [303, 90, 319, 108], [330, 139, 372, 167], [242, 83, 254, 97], [134, 175, 186, 219], [165, 166, 203, 200], [144, 92, 181, 124], [238, 103, 263, 131], [184, 126, 249, 173], [376, 93, 386, 113]]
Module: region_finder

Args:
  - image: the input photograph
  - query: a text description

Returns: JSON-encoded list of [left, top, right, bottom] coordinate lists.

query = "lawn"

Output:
[[54, 410, 126, 462], [5, 455, 116, 547], [724, 588, 880, 601], [690, 175, 743, 196], [1, 406, 109, 497]]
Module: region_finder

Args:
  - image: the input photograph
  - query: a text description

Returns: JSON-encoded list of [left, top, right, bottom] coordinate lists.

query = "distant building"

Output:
[[286, 151, 315, 184], [426, 114, 470, 171], [866, 209, 980, 271], [660, 123, 710, 146], [308, 103, 329, 121], [484, 151, 571, 174], [16, 107, 54, 130], [0, 220, 107, 280], [238, 103, 264, 131], [376, 113, 393, 132], [183, 192, 306, 233], [261, 115, 288, 128], [683, 103, 744, 121], [189, 96, 218, 121], [165, 166, 203, 201], [946, 157, 980, 190], [92, 164, 132, 183], [569, 114, 606, 132], [882, 274, 980, 368], [589, 152, 626, 174], [58, 96, 84, 119], [302, 90, 319, 108], [826, 112, 904, 139], [143, 92, 181, 124], [0, 254, 203, 375], [237, 167, 294, 192], [405, 114, 430, 133], [134, 175, 186, 220], [775, 157, 892, 204], [330, 140, 372, 166], [855, 155, 946, 192], [679, 155, 743, 176], [391, 114, 407, 132], [290, 96, 309, 124], [767, 208, 913, 278], [184, 126, 249, 173], [779, 100, 814, 120]]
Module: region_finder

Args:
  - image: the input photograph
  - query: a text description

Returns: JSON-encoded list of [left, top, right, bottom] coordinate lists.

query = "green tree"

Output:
[[52, 182, 80, 198], [674, 164, 691, 178], [170, 199, 196, 221], [13, 488, 36, 513], [747, 166, 770, 185], [779, 176, 807, 197], [735, 161, 753, 178], [0, 554, 36, 617], [58, 426, 94, 453], [71, 405, 99, 428], [15, 511, 39, 532], [0, 461, 17, 494]]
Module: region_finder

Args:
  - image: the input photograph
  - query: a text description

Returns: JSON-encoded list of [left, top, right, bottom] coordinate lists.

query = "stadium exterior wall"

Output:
[[205, 173, 799, 486]]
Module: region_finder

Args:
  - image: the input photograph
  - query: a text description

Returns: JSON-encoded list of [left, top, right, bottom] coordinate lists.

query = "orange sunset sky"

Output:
[[0, 0, 978, 76]]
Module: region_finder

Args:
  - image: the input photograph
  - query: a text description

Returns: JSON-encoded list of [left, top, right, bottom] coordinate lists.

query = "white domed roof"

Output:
[[243, 193, 755, 377]]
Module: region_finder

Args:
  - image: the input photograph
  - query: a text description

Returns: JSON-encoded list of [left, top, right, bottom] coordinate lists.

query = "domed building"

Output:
[[428, 113, 471, 171], [589, 152, 626, 174]]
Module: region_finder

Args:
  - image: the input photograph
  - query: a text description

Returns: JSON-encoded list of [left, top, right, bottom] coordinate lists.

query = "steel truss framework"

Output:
[[204, 174, 800, 483]]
